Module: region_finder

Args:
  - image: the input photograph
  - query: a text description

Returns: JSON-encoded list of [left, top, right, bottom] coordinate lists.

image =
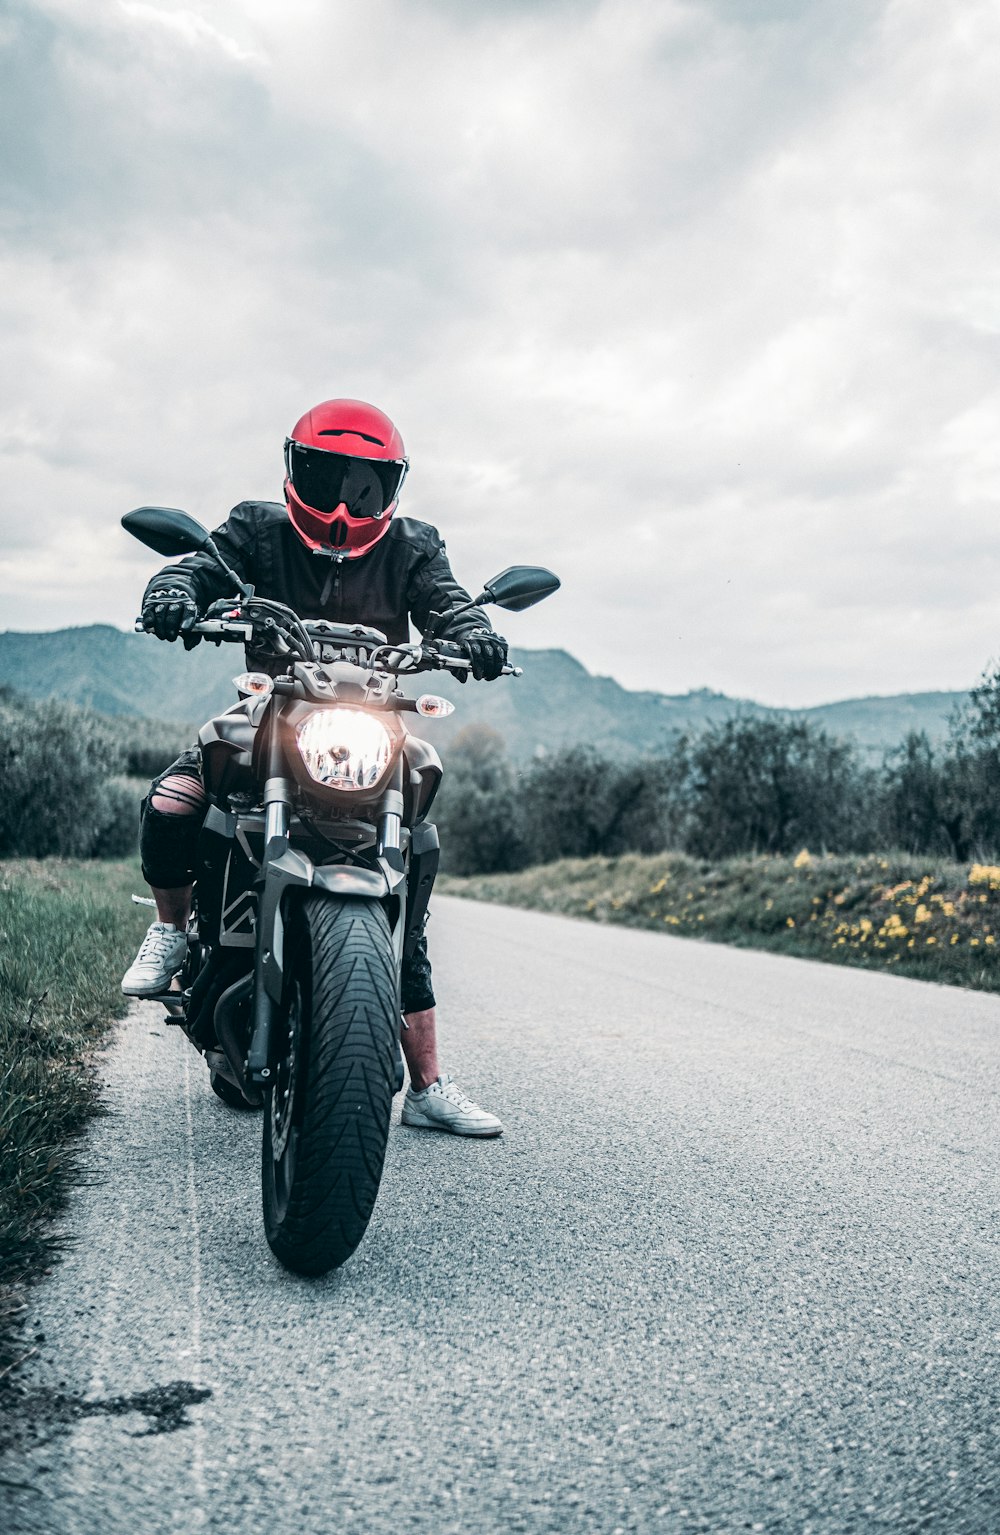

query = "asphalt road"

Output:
[[3, 895, 1000, 1534]]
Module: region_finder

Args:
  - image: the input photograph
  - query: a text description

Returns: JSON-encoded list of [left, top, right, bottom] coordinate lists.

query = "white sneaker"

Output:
[[121, 922, 188, 997], [401, 1074, 503, 1138]]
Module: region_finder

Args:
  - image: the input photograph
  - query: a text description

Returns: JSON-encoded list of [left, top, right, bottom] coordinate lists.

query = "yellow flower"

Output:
[[926, 936, 936, 945], [969, 863, 1000, 889], [970, 938, 980, 947], [786, 916, 796, 928], [914, 904, 931, 924], [793, 849, 812, 869], [987, 936, 996, 946]]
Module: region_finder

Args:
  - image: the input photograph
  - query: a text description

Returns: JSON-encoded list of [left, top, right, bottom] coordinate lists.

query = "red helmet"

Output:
[[283, 399, 408, 557]]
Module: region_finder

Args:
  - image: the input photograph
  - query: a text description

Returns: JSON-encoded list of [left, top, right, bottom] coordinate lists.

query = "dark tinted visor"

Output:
[[285, 442, 406, 519]]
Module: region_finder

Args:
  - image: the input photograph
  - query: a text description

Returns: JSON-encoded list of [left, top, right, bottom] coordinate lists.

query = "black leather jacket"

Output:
[[144, 501, 492, 658]]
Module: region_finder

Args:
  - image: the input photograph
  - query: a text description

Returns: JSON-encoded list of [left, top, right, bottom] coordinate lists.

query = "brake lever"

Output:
[[203, 596, 244, 618]]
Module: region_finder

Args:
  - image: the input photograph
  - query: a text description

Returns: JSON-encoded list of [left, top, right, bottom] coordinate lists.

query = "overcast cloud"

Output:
[[1, 0, 999, 706]]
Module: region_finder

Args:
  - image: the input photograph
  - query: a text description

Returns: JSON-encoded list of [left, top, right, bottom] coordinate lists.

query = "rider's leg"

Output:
[[399, 936, 502, 1136], [400, 931, 438, 1089], [123, 755, 207, 996], [400, 1007, 439, 1092], [146, 771, 207, 930]]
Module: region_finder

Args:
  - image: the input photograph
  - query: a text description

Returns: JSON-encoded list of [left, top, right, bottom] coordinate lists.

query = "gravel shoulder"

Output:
[[2, 895, 999, 1534]]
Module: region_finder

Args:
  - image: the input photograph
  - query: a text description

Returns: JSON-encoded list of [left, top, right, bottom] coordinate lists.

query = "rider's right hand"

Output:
[[141, 587, 199, 642]]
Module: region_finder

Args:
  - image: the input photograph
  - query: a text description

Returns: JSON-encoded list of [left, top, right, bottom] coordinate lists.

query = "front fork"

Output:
[[245, 748, 405, 1088]]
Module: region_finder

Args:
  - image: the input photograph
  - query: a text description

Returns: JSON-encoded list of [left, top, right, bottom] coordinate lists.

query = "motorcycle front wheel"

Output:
[[262, 893, 398, 1276]]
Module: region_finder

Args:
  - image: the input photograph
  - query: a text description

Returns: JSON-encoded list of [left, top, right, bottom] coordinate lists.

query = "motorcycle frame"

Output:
[[191, 666, 441, 1092]]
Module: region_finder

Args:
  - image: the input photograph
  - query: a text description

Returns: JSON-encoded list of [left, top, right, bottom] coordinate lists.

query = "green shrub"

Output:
[[675, 715, 876, 859], [436, 725, 524, 875], [0, 692, 139, 858], [0, 858, 150, 1326]]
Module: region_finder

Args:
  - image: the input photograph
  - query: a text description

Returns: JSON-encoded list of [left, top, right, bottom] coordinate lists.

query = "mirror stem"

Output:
[[426, 591, 492, 638], [204, 538, 253, 601]]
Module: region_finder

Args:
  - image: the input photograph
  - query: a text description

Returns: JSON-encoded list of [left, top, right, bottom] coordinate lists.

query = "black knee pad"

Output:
[[139, 800, 204, 889], [401, 932, 435, 1014]]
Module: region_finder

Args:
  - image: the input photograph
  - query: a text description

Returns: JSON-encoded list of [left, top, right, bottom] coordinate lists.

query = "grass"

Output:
[[442, 850, 1000, 993], [0, 857, 149, 1370]]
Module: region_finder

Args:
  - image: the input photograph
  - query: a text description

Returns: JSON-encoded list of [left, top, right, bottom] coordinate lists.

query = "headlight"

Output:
[[295, 708, 394, 791]]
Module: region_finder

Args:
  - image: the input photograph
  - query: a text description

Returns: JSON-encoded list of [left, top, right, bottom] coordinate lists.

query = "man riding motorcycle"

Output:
[[122, 398, 508, 1137]]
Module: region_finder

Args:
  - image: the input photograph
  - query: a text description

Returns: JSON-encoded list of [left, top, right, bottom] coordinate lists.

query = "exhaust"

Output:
[[213, 974, 261, 1108]]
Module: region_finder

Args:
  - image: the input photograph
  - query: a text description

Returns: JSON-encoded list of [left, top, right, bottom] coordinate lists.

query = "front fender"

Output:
[[246, 845, 403, 1082], [258, 850, 389, 1005]]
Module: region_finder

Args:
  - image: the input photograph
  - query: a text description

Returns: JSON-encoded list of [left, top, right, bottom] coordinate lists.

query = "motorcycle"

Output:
[[122, 505, 559, 1275]]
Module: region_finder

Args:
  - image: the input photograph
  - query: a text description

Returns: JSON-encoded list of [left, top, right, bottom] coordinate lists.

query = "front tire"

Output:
[[262, 894, 398, 1276]]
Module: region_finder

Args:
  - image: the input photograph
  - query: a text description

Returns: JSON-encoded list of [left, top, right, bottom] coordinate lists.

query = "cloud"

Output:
[[1, 0, 999, 707], [117, 1, 264, 64]]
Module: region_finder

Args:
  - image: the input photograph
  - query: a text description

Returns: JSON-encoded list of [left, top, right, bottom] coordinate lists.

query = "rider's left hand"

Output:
[[463, 629, 508, 681]]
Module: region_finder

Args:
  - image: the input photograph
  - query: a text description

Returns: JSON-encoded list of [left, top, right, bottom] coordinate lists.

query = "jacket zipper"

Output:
[[318, 554, 345, 612]]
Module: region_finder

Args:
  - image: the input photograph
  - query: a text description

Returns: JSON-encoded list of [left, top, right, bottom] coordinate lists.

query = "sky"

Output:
[[1, 0, 999, 708]]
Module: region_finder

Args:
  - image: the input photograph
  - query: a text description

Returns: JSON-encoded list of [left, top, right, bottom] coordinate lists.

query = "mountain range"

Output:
[[0, 624, 968, 761]]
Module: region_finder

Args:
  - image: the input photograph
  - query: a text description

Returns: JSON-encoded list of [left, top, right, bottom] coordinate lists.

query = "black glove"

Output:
[[141, 587, 199, 643], [463, 628, 508, 681]]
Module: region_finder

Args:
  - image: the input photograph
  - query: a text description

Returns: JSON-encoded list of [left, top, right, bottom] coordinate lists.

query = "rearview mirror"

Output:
[[122, 506, 213, 558], [480, 566, 561, 613]]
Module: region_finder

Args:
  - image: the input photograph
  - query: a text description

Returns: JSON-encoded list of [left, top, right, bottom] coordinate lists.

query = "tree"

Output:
[[518, 747, 645, 864], [880, 732, 950, 856], [434, 725, 524, 875], [676, 715, 870, 860]]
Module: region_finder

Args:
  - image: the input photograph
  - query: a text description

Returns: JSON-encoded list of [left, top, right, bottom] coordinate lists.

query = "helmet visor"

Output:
[[285, 441, 406, 520]]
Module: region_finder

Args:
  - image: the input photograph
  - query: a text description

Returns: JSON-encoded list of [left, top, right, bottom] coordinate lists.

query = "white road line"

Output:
[[183, 1050, 208, 1528], [68, 1021, 132, 1517]]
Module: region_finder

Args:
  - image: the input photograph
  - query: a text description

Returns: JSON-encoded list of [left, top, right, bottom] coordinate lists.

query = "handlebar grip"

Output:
[[193, 619, 254, 639], [134, 617, 252, 640]]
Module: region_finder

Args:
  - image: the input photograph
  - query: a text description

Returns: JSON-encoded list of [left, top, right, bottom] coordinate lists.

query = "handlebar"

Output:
[[133, 616, 522, 678]]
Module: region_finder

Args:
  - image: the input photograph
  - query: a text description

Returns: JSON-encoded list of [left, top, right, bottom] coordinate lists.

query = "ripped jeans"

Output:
[[140, 749, 435, 1014]]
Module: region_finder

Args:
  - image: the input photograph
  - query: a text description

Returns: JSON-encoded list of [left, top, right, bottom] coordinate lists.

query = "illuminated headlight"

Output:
[[295, 708, 394, 791]]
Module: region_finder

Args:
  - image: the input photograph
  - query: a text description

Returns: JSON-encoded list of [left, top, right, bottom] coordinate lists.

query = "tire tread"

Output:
[[263, 895, 397, 1275]]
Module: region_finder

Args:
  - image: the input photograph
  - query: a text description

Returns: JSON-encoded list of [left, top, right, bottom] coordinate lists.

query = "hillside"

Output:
[[0, 624, 968, 760]]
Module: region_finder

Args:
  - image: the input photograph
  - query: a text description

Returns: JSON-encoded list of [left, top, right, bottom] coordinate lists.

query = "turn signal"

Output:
[[233, 672, 274, 698], [415, 695, 455, 718]]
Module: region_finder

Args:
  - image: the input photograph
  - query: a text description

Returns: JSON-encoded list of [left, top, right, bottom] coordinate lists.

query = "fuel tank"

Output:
[[198, 698, 262, 806], [402, 731, 443, 823]]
